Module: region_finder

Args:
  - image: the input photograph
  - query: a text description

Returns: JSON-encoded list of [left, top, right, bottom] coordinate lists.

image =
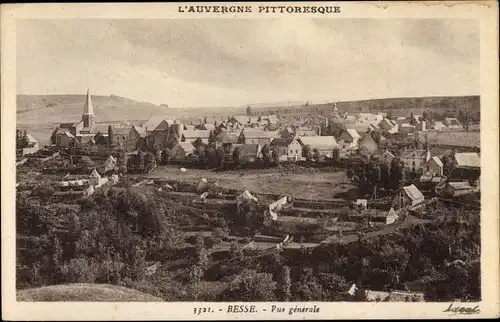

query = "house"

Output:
[[143, 117, 174, 150], [55, 130, 77, 148], [89, 169, 108, 187], [397, 184, 425, 208], [265, 115, 279, 125], [270, 138, 302, 161], [440, 181, 480, 197], [216, 131, 239, 147], [297, 136, 339, 158], [357, 113, 383, 125], [358, 134, 378, 156], [386, 207, 399, 225], [454, 152, 480, 170], [410, 114, 421, 126], [399, 123, 417, 135], [199, 123, 216, 131], [443, 117, 462, 129], [345, 123, 371, 135], [338, 129, 361, 150], [386, 290, 425, 302], [181, 130, 210, 145], [400, 149, 431, 172], [265, 130, 281, 141], [22, 133, 40, 155], [229, 115, 251, 127], [109, 126, 136, 151], [295, 129, 318, 137], [229, 144, 262, 163], [381, 150, 395, 164], [425, 156, 443, 176], [104, 155, 117, 173], [378, 118, 398, 134], [171, 142, 196, 161], [142, 116, 174, 133], [238, 128, 272, 146], [130, 126, 147, 150], [433, 121, 447, 131]]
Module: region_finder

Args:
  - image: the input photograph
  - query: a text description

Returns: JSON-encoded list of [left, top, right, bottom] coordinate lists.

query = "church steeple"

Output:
[[82, 88, 95, 128]]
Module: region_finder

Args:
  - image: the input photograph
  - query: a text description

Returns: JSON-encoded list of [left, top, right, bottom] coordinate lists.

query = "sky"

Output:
[[17, 19, 479, 107]]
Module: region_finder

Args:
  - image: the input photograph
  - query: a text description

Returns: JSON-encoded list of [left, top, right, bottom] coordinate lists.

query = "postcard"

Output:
[[1, 1, 499, 320]]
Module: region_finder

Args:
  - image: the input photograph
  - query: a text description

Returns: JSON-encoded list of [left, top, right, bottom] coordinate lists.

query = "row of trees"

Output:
[[16, 129, 30, 150], [349, 155, 407, 194]]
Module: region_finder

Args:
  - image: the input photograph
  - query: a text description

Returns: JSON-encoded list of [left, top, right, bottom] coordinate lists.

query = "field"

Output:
[[146, 166, 355, 200], [420, 131, 480, 148], [17, 283, 163, 301]]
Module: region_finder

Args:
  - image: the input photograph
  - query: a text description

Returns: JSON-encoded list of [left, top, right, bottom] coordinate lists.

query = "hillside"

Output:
[[17, 283, 163, 302], [17, 94, 170, 124], [249, 95, 480, 115]]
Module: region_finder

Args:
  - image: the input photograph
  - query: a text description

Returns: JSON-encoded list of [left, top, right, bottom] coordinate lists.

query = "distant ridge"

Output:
[[246, 95, 480, 113]]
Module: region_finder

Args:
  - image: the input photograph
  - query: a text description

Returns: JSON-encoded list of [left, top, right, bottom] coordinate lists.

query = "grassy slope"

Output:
[[146, 166, 355, 200], [17, 283, 163, 302]]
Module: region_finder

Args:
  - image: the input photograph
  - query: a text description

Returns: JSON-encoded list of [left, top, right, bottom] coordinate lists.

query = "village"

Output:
[[16, 90, 481, 302]]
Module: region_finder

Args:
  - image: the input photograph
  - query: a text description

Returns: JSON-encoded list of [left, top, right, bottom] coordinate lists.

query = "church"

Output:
[[54, 89, 109, 147]]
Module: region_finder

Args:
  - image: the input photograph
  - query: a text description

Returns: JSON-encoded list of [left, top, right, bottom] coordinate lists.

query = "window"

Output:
[[296, 150, 298, 154], [123, 136, 126, 140], [290, 149, 293, 154]]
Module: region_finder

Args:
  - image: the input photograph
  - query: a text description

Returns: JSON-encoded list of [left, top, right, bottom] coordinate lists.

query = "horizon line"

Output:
[[16, 92, 481, 109]]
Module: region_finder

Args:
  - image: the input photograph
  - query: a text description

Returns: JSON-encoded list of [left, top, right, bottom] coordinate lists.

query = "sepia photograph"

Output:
[[2, 1, 499, 320]]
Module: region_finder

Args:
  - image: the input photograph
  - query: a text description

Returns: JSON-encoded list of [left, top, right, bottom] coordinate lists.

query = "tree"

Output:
[[144, 151, 156, 173], [205, 146, 217, 166], [366, 159, 381, 189], [380, 161, 390, 190], [442, 154, 456, 177], [94, 131, 107, 145], [332, 148, 340, 165], [370, 130, 382, 144], [161, 148, 171, 165], [303, 145, 313, 161], [195, 235, 209, 270], [195, 145, 207, 165], [226, 269, 277, 301], [117, 148, 127, 173], [272, 149, 280, 165], [208, 131, 216, 147], [409, 112, 416, 126], [329, 121, 346, 138], [136, 150, 145, 171], [312, 148, 320, 162], [16, 130, 29, 150], [50, 129, 58, 145], [261, 144, 271, 167], [216, 146, 226, 168], [276, 265, 292, 301], [229, 241, 244, 259], [107, 125, 114, 146], [246, 105, 252, 116], [232, 147, 241, 165], [389, 157, 406, 190]]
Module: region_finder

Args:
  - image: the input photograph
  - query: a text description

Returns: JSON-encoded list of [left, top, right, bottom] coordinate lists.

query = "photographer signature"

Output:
[[443, 302, 480, 315]]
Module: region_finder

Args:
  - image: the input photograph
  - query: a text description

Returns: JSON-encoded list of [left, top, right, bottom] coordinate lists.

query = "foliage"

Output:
[[223, 269, 277, 301]]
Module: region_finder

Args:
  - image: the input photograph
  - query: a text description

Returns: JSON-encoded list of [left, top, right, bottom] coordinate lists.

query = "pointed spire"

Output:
[[83, 88, 94, 115]]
